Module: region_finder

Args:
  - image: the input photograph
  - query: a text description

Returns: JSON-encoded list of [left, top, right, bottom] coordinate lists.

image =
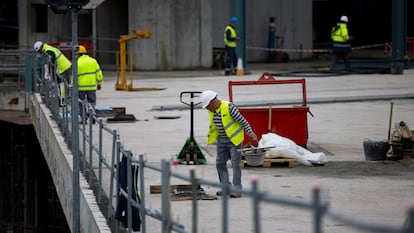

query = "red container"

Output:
[[48, 40, 94, 60], [228, 73, 310, 147]]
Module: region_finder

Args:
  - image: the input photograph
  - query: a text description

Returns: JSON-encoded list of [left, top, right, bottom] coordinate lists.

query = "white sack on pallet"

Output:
[[258, 133, 328, 166]]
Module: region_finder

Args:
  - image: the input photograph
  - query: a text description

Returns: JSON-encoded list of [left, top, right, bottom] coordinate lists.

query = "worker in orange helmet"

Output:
[[76, 45, 103, 123]]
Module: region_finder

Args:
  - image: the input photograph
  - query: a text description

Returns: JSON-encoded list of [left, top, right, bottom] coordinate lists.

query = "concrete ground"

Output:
[[95, 61, 414, 233]]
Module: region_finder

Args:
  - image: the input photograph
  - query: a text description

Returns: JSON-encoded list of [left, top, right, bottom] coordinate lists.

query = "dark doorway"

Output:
[[0, 0, 18, 48], [313, 0, 393, 48], [0, 121, 70, 233]]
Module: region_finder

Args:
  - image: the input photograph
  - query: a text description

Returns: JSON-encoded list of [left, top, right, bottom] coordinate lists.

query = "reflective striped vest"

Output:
[[224, 26, 237, 48], [42, 44, 71, 75], [331, 23, 349, 43], [77, 55, 103, 91], [207, 100, 244, 146]]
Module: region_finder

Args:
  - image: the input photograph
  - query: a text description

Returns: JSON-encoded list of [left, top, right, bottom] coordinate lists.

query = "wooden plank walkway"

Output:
[[241, 157, 297, 168]]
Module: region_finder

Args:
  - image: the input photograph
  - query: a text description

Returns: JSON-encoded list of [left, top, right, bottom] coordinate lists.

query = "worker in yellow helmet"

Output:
[[76, 45, 103, 123]]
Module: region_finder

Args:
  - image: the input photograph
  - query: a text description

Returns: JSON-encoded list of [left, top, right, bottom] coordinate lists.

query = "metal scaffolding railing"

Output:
[[22, 53, 414, 233]]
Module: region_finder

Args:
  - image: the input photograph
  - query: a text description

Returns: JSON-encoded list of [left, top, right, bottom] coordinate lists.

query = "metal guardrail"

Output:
[[0, 49, 27, 92], [24, 53, 414, 233]]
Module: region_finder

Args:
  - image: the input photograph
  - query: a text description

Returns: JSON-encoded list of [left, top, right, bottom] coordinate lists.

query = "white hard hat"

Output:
[[340, 16, 348, 23], [33, 41, 43, 52], [200, 90, 217, 108]]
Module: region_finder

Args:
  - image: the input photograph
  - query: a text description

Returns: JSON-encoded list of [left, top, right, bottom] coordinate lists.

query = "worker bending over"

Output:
[[34, 41, 72, 82], [34, 41, 72, 105], [201, 90, 257, 198]]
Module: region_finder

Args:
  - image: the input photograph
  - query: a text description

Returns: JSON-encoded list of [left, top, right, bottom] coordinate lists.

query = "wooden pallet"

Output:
[[241, 157, 297, 168], [150, 184, 201, 194]]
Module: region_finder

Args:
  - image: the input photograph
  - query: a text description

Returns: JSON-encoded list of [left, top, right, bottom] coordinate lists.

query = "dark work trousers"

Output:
[[78, 90, 96, 119], [331, 45, 351, 71], [58, 68, 71, 84], [225, 46, 238, 75], [115, 155, 141, 232]]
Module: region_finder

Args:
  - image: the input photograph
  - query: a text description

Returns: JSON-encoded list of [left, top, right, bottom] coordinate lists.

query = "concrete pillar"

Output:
[[391, 0, 407, 74], [18, 0, 29, 48], [231, 0, 246, 67], [158, 0, 174, 70]]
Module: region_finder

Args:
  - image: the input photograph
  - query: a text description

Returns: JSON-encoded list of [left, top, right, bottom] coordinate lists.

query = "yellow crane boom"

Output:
[[115, 28, 156, 91]]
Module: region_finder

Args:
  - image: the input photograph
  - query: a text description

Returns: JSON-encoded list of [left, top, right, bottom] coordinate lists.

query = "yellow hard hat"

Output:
[[78, 45, 87, 54]]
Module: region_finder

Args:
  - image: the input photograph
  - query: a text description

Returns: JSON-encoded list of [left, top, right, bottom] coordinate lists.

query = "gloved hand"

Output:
[[250, 133, 258, 145]]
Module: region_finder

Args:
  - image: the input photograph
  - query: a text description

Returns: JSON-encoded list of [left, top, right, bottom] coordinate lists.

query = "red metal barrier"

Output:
[[48, 40, 94, 60], [228, 73, 309, 147]]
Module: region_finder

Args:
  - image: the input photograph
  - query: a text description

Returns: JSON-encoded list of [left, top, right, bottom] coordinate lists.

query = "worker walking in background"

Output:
[[76, 45, 103, 122], [267, 16, 277, 62], [330, 15, 352, 71], [200, 90, 257, 198], [34, 41, 72, 105], [224, 17, 240, 76]]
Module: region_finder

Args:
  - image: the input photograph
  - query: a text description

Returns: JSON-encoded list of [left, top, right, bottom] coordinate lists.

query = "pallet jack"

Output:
[[176, 91, 207, 165]]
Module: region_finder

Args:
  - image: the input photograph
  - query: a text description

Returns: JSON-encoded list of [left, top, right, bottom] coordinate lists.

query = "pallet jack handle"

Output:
[[180, 91, 202, 140]]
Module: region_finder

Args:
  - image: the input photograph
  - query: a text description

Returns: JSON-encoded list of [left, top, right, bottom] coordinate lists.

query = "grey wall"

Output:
[[249, 0, 313, 61], [129, 0, 212, 70], [95, 0, 128, 66], [211, 0, 313, 62]]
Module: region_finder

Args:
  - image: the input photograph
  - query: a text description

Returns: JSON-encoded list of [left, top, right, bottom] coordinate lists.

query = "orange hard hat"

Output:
[[78, 45, 87, 54]]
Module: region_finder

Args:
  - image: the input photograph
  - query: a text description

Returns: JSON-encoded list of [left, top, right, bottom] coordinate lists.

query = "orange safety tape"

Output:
[[247, 43, 387, 53]]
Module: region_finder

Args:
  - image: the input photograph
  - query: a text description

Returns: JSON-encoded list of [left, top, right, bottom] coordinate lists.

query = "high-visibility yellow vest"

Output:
[[224, 26, 237, 48], [42, 44, 72, 75], [77, 54, 103, 91], [331, 23, 349, 43], [207, 100, 244, 146]]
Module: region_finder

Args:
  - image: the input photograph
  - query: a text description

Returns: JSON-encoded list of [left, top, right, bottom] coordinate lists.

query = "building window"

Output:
[[32, 4, 48, 33]]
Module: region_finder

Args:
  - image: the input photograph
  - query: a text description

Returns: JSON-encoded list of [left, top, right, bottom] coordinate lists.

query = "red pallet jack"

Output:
[[176, 91, 207, 165]]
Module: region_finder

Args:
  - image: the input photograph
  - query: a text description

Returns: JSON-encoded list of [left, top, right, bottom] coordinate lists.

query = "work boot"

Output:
[[230, 192, 242, 198], [224, 70, 231, 76], [216, 191, 228, 196]]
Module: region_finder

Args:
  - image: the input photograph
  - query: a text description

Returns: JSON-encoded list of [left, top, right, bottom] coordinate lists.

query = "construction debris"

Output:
[[149, 184, 217, 201], [95, 106, 138, 123], [389, 121, 414, 160], [171, 187, 217, 201]]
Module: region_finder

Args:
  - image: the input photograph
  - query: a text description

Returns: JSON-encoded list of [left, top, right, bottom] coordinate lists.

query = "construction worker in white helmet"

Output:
[[76, 45, 103, 123], [33, 41, 72, 83], [34, 41, 72, 106], [200, 90, 257, 198], [330, 15, 353, 72]]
